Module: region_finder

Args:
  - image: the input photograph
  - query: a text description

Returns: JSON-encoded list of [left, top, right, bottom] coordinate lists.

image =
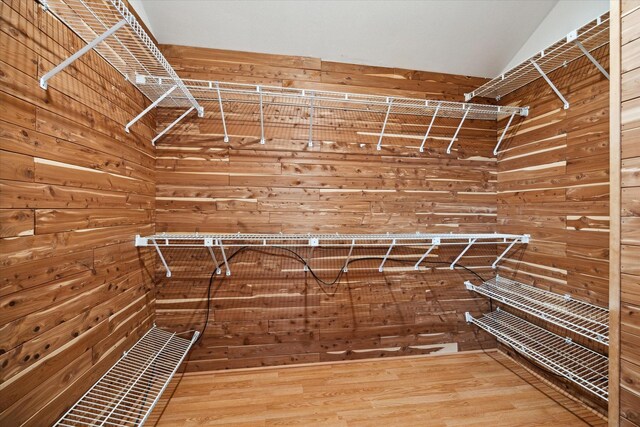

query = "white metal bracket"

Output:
[[414, 237, 440, 269], [376, 98, 393, 151], [126, 85, 177, 133], [378, 239, 396, 272], [530, 60, 569, 109], [492, 237, 520, 269], [152, 107, 195, 145], [40, 19, 127, 89], [151, 238, 171, 278], [218, 240, 231, 276], [258, 86, 265, 144], [450, 238, 477, 270], [204, 238, 221, 274], [493, 112, 516, 156], [446, 106, 470, 154], [215, 82, 230, 142], [574, 40, 610, 80], [419, 103, 440, 153], [308, 93, 315, 147], [343, 239, 356, 273]]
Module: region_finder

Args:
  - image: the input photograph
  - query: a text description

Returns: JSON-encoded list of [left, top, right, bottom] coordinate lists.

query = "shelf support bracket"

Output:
[[308, 94, 315, 147], [574, 41, 610, 80], [215, 82, 229, 142], [493, 112, 516, 155], [258, 86, 265, 144], [447, 106, 470, 154], [126, 85, 177, 133], [419, 103, 440, 153], [492, 238, 520, 269], [205, 238, 221, 274], [217, 240, 231, 276], [151, 238, 171, 278], [343, 239, 355, 273], [531, 60, 569, 109], [152, 106, 195, 145], [450, 238, 477, 270], [414, 238, 440, 270], [376, 98, 393, 151], [40, 19, 127, 89], [378, 239, 396, 272]]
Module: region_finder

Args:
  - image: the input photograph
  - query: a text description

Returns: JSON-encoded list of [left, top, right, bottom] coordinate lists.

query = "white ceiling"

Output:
[[132, 0, 606, 78]]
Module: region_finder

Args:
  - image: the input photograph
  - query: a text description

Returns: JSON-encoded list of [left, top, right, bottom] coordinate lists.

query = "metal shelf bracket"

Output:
[[419, 102, 441, 153], [205, 238, 221, 274], [308, 93, 315, 147], [378, 239, 396, 272], [447, 106, 470, 154], [530, 60, 570, 109], [152, 106, 195, 145], [493, 112, 517, 155], [574, 40, 610, 80], [376, 98, 393, 151], [126, 84, 177, 133], [414, 237, 440, 269], [450, 237, 477, 269], [258, 86, 265, 144], [215, 82, 230, 142], [40, 19, 127, 90]]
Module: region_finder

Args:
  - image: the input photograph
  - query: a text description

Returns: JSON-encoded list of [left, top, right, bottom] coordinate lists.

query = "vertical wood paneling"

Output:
[[0, 1, 156, 425]]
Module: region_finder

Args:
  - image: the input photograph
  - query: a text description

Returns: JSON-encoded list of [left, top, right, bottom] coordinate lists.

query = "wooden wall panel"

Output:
[[616, 2, 640, 425], [0, 1, 156, 425], [153, 44, 500, 371]]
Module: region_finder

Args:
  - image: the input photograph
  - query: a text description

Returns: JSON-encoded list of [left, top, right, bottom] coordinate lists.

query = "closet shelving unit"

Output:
[[465, 12, 609, 109], [464, 276, 609, 345], [134, 232, 530, 277], [139, 74, 528, 152], [465, 310, 608, 401], [38, 0, 203, 144], [55, 327, 199, 427]]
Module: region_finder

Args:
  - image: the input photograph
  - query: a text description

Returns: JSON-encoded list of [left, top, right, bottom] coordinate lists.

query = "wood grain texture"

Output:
[[151, 351, 606, 427], [152, 44, 501, 372], [0, 1, 156, 425], [618, 3, 640, 426]]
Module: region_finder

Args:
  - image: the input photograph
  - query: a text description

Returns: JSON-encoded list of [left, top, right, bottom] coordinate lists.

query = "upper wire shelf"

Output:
[[139, 74, 528, 152], [466, 310, 608, 401], [465, 276, 609, 345], [39, 0, 203, 141], [465, 12, 609, 105], [135, 232, 530, 277], [55, 326, 199, 427]]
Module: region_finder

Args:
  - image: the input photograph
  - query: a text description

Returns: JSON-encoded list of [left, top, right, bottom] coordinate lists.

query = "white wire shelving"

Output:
[[38, 0, 203, 143], [134, 232, 530, 277], [138, 74, 528, 153], [55, 326, 198, 427], [465, 276, 609, 345], [465, 309, 608, 401], [465, 12, 609, 109]]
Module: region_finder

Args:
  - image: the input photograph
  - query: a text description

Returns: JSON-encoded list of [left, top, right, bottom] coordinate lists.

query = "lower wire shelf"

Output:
[[465, 309, 608, 401], [56, 326, 199, 427]]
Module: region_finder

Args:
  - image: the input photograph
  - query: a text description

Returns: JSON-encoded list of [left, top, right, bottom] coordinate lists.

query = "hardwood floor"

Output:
[[151, 350, 606, 426]]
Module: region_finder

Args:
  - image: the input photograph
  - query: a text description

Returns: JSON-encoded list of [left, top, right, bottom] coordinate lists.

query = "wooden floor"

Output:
[[152, 350, 606, 427]]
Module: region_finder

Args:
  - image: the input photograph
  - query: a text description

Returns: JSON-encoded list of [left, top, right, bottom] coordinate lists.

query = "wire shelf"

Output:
[[465, 276, 609, 345], [40, 0, 202, 113], [55, 327, 199, 427], [466, 310, 608, 401], [465, 12, 609, 102]]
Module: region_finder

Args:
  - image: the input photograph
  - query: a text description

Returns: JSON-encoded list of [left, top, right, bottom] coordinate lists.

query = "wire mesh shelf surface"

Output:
[[465, 12, 609, 101], [55, 327, 198, 427], [42, 0, 201, 113], [467, 310, 608, 401], [466, 276, 609, 345], [140, 75, 528, 121]]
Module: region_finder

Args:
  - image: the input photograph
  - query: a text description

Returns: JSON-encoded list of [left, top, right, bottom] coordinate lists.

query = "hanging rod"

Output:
[[135, 232, 529, 277], [55, 326, 199, 427], [138, 74, 528, 153], [465, 12, 609, 104], [38, 0, 203, 142]]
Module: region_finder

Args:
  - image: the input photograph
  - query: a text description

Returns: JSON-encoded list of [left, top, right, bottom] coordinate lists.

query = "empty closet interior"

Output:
[[0, 0, 638, 426]]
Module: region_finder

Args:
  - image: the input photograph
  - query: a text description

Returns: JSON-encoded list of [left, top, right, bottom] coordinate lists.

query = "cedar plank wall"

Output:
[[153, 44, 501, 371], [618, 1, 640, 425], [494, 42, 611, 412], [0, 1, 156, 425]]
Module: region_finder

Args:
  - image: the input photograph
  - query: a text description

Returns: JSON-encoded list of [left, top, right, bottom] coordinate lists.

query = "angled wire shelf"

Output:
[[134, 232, 530, 277], [465, 12, 609, 107], [39, 0, 203, 142], [465, 276, 608, 345], [466, 310, 608, 401], [56, 327, 198, 427], [139, 74, 528, 153]]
